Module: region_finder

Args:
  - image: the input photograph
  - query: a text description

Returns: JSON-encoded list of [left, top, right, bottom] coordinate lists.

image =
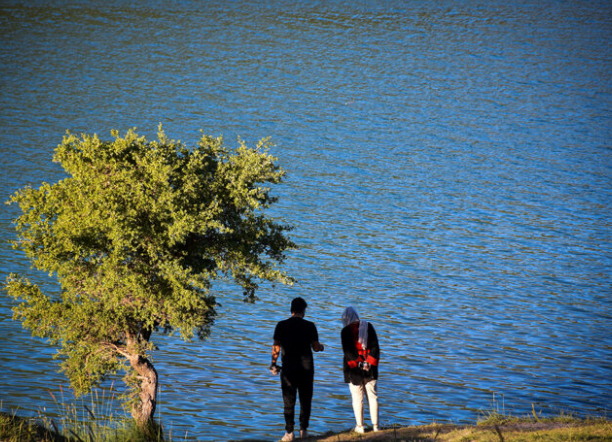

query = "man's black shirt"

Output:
[[273, 316, 319, 373]]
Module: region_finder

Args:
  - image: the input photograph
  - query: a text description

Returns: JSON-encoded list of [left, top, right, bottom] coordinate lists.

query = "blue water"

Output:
[[1, 1, 611, 440]]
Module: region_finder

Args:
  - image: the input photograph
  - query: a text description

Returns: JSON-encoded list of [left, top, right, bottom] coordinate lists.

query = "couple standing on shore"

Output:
[[270, 297, 380, 441]]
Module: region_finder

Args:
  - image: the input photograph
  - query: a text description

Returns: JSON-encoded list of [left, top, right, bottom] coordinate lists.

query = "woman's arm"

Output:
[[341, 326, 362, 368], [365, 324, 380, 366]]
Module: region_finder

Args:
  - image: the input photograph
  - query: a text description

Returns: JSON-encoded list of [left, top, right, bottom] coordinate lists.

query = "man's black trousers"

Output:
[[280, 370, 314, 433]]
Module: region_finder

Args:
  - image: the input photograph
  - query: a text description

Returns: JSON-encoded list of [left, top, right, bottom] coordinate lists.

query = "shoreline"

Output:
[[2, 411, 610, 441], [236, 419, 612, 442]]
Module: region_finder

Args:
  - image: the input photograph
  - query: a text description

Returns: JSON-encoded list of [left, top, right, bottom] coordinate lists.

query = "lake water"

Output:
[[1, 1, 611, 440]]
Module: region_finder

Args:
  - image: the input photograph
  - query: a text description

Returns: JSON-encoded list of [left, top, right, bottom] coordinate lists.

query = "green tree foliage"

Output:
[[5, 127, 296, 425]]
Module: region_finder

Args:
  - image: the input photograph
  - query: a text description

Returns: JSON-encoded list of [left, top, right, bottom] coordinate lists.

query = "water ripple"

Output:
[[1, 1, 611, 440]]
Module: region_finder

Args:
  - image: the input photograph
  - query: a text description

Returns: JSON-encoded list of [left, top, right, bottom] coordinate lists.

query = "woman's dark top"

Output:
[[341, 321, 380, 385]]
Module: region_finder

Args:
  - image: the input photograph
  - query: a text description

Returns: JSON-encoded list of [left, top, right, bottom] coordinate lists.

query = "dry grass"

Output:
[[307, 420, 612, 442], [3, 408, 610, 442]]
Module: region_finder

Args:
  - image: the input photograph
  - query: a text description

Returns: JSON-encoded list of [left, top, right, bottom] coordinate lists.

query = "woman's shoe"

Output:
[[281, 432, 294, 441], [354, 426, 365, 434]]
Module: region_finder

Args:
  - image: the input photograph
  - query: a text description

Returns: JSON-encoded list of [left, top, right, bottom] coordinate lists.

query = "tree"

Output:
[[4, 127, 296, 426]]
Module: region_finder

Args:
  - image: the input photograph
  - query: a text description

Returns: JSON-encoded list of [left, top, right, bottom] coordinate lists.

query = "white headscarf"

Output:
[[342, 306, 369, 350]]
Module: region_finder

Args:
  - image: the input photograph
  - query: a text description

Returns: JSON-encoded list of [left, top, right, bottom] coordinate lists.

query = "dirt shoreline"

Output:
[[3, 411, 610, 441], [237, 420, 612, 442]]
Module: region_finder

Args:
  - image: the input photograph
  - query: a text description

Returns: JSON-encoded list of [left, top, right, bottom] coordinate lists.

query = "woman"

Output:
[[341, 306, 380, 433]]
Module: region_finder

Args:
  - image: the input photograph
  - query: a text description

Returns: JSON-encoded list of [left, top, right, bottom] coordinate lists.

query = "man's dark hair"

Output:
[[291, 297, 308, 314]]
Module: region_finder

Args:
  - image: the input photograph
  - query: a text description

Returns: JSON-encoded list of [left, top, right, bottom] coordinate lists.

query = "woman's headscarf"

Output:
[[342, 306, 369, 350]]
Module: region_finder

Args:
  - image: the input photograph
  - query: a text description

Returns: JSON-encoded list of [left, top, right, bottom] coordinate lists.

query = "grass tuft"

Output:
[[1, 387, 176, 442]]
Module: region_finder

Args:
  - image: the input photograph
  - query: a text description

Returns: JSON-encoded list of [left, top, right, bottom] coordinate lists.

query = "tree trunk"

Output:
[[129, 354, 159, 427]]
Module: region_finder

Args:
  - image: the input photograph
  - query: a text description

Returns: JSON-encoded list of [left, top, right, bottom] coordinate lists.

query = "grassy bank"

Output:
[[2, 410, 610, 442], [303, 419, 612, 442], [0, 410, 167, 442]]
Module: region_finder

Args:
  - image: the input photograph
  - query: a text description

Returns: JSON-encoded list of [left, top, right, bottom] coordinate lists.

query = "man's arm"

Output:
[[311, 340, 324, 352], [311, 323, 324, 352], [271, 339, 281, 364], [270, 339, 281, 374]]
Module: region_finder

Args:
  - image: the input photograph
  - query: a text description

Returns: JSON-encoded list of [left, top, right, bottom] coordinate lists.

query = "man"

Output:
[[270, 297, 325, 441]]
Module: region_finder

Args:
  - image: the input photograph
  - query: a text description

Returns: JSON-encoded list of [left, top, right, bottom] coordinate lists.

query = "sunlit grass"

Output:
[[313, 419, 612, 442], [476, 393, 598, 426], [2, 393, 610, 442], [312, 396, 611, 442], [0, 386, 176, 442], [0, 409, 58, 442]]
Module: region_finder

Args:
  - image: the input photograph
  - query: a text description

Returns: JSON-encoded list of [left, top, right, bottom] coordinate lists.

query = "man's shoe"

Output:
[[354, 426, 365, 434], [373, 425, 380, 432], [300, 429, 309, 439], [281, 432, 294, 441]]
